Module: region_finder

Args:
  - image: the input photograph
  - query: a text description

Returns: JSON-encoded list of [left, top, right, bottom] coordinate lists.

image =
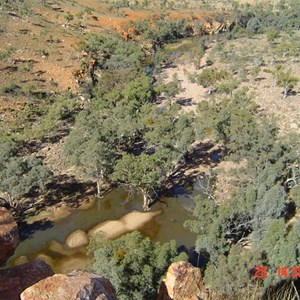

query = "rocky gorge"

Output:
[[0, 207, 210, 300]]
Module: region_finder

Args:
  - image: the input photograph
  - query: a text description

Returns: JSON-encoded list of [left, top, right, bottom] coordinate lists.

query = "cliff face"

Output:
[[0, 207, 19, 266], [0, 208, 54, 300], [0, 259, 54, 300]]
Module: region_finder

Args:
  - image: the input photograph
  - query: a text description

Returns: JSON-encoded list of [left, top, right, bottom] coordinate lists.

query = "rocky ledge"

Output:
[[157, 261, 207, 300], [20, 270, 118, 300], [0, 207, 19, 266], [0, 259, 54, 300]]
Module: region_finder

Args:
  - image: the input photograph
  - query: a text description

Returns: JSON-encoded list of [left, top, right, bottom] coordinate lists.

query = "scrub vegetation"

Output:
[[1, 0, 300, 299]]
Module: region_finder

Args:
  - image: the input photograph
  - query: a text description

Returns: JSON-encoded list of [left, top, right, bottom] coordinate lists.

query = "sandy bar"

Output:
[[88, 209, 163, 239]]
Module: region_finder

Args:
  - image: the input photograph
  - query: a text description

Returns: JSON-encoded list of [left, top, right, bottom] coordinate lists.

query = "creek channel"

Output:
[[6, 187, 199, 273]]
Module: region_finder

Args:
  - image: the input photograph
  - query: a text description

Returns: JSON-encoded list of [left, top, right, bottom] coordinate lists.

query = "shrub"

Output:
[[88, 231, 187, 300]]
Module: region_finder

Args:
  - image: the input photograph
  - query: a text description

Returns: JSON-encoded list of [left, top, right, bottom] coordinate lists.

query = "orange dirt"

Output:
[[0, 0, 231, 129]]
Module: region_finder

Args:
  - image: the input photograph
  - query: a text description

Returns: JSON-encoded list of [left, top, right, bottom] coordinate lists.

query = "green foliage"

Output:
[[155, 73, 184, 104], [194, 68, 229, 93], [195, 89, 261, 155], [109, 0, 129, 10], [1, 0, 33, 15], [65, 31, 194, 207], [111, 152, 166, 209], [135, 18, 193, 46], [64, 107, 118, 192], [64, 12, 74, 23], [184, 196, 229, 260], [88, 231, 187, 300], [274, 40, 299, 58], [204, 245, 259, 295], [267, 30, 280, 42], [272, 66, 299, 98], [0, 82, 21, 95], [188, 88, 300, 297], [291, 186, 300, 208], [144, 106, 195, 162], [216, 80, 240, 95], [234, 0, 300, 33], [29, 94, 79, 138], [259, 219, 300, 286], [0, 46, 16, 60], [246, 17, 262, 34], [0, 141, 51, 206], [83, 32, 144, 73]]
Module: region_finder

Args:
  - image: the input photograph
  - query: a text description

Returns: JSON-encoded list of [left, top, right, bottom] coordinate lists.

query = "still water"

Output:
[[7, 187, 198, 273]]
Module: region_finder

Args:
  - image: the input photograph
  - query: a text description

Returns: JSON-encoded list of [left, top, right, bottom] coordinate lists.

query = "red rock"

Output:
[[21, 270, 118, 300], [0, 259, 54, 300], [0, 207, 19, 266], [157, 261, 207, 300]]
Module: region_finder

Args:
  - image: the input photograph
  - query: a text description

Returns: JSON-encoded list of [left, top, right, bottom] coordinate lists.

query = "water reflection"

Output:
[[7, 187, 198, 273]]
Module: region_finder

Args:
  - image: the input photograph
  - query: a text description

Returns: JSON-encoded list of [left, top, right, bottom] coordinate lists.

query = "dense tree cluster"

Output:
[[185, 88, 300, 296], [64, 33, 195, 209], [234, 0, 300, 34], [0, 141, 51, 208], [88, 231, 186, 300]]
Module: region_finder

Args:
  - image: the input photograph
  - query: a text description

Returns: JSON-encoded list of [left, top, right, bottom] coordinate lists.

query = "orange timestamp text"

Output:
[[254, 265, 300, 279]]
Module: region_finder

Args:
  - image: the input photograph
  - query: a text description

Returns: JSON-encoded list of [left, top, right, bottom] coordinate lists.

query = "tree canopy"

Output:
[[88, 231, 187, 300], [0, 141, 51, 208]]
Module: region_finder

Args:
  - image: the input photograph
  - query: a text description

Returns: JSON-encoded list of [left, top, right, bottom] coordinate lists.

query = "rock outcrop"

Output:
[[203, 20, 235, 35], [65, 229, 89, 249], [0, 207, 19, 266], [21, 270, 118, 300], [0, 259, 54, 300], [157, 261, 207, 300]]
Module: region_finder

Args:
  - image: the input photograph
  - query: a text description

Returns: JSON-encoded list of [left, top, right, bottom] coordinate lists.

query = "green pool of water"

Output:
[[7, 187, 198, 273]]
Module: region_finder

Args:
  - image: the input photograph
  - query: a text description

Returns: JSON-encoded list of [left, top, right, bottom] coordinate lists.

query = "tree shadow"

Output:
[[161, 141, 219, 197], [17, 175, 94, 214], [177, 245, 208, 269], [17, 219, 54, 241], [43, 174, 96, 208], [160, 62, 177, 70], [262, 278, 300, 299], [14, 174, 97, 237], [176, 97, 193, 106], [254, 77, 266, 82], [20, 121, 71, 156]]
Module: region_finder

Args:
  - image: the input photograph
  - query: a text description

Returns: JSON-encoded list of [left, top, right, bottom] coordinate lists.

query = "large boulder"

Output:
[[0, 207, 19, 266], [21, 270, 118, 300], [65, 229, 89, 249], [157, 261, 207, 300], [0, 259, 54, 300]]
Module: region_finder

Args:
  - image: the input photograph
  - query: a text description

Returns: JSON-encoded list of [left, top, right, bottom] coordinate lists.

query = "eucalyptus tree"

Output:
[[111, 152, 167, 210], [88, 231, 186, 300], [64, 108, 118, 196], [0, 141, 51, 208]]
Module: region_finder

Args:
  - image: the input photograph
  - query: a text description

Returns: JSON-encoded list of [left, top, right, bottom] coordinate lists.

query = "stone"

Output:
[[65, 229, 89, 249], [36, 253, 54, 268], [13, 255, 29, 266], [0, 259, 54, 300], [20, 270, 118, 300], [157, 261, 207, 300], [0, 207, 19, 266]]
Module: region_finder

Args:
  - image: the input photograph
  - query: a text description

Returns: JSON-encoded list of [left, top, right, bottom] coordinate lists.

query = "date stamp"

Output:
[[254, 265, 300, 279]]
